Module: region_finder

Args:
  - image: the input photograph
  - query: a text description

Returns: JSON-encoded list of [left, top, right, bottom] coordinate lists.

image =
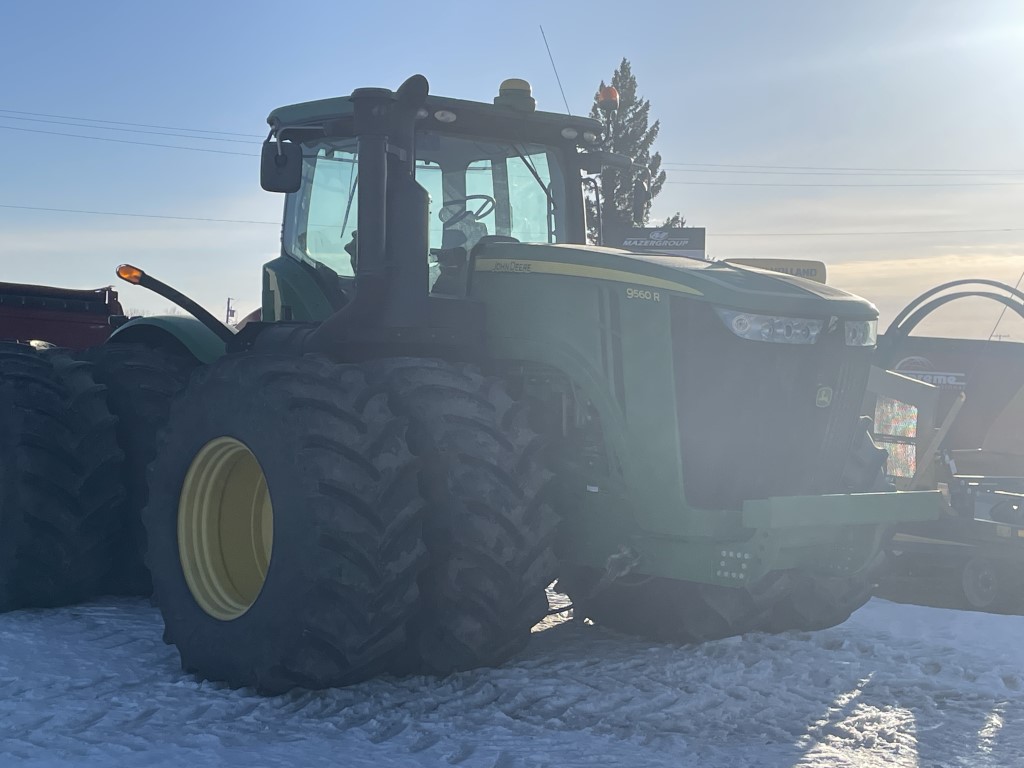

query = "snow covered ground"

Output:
[[2, 592, 1023, 767]]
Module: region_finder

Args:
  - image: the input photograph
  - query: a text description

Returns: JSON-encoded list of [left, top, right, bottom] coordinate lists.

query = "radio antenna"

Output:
[[539, 25, 572, 115]]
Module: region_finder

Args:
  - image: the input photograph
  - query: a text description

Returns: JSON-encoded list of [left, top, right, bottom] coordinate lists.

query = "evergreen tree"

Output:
[[587, 58, 684, 242]]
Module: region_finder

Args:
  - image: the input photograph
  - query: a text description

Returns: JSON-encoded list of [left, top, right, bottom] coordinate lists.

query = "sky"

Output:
[[1, 0, 1022, 338]]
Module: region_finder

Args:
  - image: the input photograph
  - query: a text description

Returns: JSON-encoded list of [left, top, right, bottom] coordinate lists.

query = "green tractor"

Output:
[[96, 75, 942, 693]]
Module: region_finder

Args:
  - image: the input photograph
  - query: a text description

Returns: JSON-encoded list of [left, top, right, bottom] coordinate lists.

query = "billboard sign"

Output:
[[611, 227, 707, 260], [725, 259, 828, 284]]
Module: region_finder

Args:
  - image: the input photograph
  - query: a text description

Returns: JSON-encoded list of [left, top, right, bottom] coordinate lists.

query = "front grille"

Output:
[[671, 298, 873, 510]]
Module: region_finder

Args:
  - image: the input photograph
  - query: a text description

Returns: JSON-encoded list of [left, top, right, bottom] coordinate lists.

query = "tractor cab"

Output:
[[281, 130, 569, 295], [260, 79, 626, 326]]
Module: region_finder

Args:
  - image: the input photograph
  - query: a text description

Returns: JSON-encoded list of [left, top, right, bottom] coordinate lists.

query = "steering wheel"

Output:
[[439, 195, 496, 228]]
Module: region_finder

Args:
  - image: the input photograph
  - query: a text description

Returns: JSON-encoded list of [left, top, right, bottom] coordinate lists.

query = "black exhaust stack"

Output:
[[307, 75, 430, 350], [382, 75, 431, 326]]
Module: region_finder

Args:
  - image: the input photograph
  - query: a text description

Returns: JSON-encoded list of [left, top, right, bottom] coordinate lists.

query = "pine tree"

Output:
[[587, 58, 684, 242]]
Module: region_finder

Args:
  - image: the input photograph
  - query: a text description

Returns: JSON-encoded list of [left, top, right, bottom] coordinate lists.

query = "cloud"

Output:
[[830, 254, 1024, 338], [652, 181, 1024, 340]]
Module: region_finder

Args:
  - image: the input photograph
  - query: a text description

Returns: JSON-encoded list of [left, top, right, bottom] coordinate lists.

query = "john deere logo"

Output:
[[815, 386, 833, 408]]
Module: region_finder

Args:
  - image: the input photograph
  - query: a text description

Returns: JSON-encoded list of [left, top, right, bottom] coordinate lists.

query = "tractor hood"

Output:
[[473, 242, 877, 320]]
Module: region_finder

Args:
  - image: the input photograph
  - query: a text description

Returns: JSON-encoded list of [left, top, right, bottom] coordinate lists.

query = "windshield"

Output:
[[282, 133, 567, 277]]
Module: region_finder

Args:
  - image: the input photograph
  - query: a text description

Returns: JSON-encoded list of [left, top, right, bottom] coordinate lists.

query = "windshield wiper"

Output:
[[340, 172, 358, 238], [508, 144, 557, 213]]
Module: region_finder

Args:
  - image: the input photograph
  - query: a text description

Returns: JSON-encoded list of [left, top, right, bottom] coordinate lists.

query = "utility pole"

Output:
[[225, 298, 236, 325]]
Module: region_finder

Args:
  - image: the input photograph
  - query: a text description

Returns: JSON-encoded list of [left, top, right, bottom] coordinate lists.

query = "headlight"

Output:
[[715, 308, 822, 344], [844, 319, 877, 347]]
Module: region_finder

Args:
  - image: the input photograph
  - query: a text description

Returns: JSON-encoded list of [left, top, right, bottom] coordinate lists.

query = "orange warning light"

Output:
[[598, 85, 619, 112], [116, 264, 145, 285]]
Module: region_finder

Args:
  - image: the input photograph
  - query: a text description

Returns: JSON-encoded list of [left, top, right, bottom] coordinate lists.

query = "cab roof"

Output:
[[268, 92, 601, 140]]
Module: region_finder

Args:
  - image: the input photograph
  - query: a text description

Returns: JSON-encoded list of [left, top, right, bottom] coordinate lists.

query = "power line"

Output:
[[663, 161, 1024, 174], [5, 105, 1024, 182], [0, 114, 257, 144], [710, 227, 1024, 237], [0, 108, 262, 139], [0, 125, 258, 156], [3, 203, 1022, 237], [665, 166, 1024, 178], [0, 203, 277, 225], [664, 179, 1024, 187], [4, 107, 1024, 177], [4, 123, 1018, 182]]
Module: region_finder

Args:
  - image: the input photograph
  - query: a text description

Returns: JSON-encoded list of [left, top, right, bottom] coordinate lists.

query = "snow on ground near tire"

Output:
[[2, 594, 1023, 767]]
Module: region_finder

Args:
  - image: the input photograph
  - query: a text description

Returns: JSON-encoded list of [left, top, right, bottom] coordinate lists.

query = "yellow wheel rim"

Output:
[[178, 437, 273, 620]]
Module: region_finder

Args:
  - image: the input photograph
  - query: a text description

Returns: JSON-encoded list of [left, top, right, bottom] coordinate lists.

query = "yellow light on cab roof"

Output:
[[495, 79, 536, 111]]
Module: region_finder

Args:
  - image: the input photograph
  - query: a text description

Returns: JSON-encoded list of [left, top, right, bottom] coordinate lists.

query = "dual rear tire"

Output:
[[143, 354, 556, 692], [81, 343, 195, 595], [144, 355, 426, 692], [0, 343, 124, 610], [561, 567, 874, 643], [364, 359, 558, 675]]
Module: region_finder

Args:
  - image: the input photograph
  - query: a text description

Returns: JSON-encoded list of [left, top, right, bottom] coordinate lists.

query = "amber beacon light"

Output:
[[116, 264, 145, 285], [597, 86, 619, 113]]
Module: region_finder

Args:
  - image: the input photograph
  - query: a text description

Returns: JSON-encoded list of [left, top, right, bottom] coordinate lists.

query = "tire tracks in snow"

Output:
[[0, 596, 1023, 766]]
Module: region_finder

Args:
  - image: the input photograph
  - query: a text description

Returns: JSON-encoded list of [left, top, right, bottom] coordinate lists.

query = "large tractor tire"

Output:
[[563, 421, 887, 643], [560, 566, 872, 643], [756, 569, 874, 633], [143, 354, 426, 693], [364, 359, 558, 675], [0, 343, 63, 611], [557, 566, 765, 643], [0, 343, 125, 610], [958, 556, 1024, 613], [25, 351, 126, 605], [81, 343, 196, 595]]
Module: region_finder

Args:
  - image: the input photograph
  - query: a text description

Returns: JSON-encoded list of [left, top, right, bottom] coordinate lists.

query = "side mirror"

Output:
[[260, 140, 303, 193], [579, 150, 632, 174], [632, 177, 651, 225]]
